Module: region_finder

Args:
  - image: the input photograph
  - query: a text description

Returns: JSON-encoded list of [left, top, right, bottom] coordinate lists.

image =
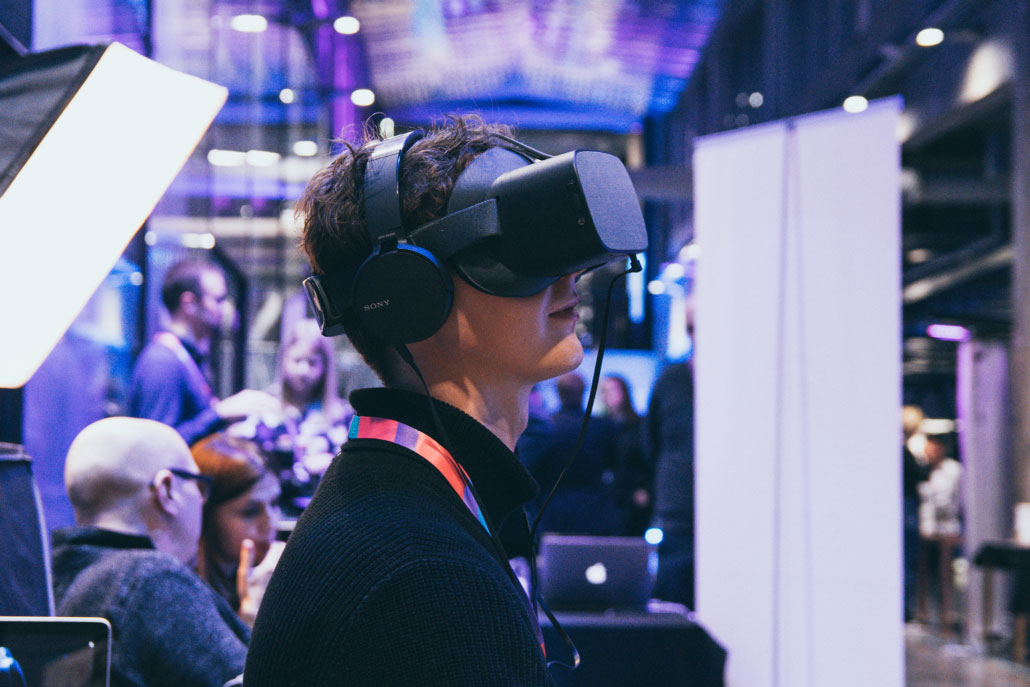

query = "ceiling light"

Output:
[[208, 149, 246, 167], [915, 28, 944, 47], [279, 88, 295, 104], [292, 140, 318, 157], [334, 16, 360, 35], [350, 88, 375, 107], [843, 95, 868, 113], [748, 92, 764, 108], [246, 150, 281, 167], [926, 324, 970, 342], [906, 248, 932, 264], [230, 14, 268, 32], [664, 262, 685, 280], [180, 233, 217, 250], [679, 243, 701, 261]]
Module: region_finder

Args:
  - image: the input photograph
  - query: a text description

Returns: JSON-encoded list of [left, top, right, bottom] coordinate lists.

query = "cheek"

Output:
[[213, 510, 250, 558]]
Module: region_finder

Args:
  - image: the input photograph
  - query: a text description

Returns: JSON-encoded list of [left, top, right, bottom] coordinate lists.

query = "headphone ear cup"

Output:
[[352, 246, 453, 344]]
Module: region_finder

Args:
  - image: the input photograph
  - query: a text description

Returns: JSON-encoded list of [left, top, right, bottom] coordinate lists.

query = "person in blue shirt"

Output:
[[128, 260, 277, 445]]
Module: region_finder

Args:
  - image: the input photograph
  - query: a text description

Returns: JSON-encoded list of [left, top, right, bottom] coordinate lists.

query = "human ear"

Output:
[[150, 469, 179, 518], [178, 291, 199, 316]]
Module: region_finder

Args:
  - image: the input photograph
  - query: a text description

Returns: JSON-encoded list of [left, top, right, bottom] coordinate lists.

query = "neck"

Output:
[[204, 544, 238, 580], [86, 512, 149, 538], [430, 380, 530, 451], [392, 343, 532, 451], [168, 319, 209, 354]]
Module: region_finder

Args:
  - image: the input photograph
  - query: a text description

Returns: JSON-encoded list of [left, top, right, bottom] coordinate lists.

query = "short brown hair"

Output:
[[296, 115, 515, 384], [161, 260, 222, 314]]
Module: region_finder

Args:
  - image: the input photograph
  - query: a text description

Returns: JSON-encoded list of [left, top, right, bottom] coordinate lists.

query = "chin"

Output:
[[538, 337, 584, 381]]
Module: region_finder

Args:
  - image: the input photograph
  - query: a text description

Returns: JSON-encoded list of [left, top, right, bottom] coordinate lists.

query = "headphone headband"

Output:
[[362, 131, 424, 247]]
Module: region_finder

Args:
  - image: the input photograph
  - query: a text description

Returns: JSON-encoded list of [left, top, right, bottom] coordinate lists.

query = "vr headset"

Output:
[[303, 130, 648, 344]]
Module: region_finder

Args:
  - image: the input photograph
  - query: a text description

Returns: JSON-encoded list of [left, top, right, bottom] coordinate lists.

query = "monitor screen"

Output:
[[0, 617, 110, 687]]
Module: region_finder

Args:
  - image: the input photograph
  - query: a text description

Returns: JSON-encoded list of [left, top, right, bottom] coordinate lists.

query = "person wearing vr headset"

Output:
[[244, 116, 647, 685]]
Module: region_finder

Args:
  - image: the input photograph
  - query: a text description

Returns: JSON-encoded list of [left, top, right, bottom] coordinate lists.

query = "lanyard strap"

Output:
[[348, 415, 491, 533], [347, 414, 546, 657]]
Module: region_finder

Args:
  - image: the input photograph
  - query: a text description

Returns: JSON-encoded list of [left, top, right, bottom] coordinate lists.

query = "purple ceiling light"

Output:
[[347, 0, 724, 129], [926, 324, 971, 342]]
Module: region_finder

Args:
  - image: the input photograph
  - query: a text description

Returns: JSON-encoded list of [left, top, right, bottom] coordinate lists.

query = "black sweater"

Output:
[[244, 388, 555, 686]]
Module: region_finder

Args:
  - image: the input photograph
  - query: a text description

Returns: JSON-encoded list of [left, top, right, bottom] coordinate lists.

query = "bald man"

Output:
[[50, 417, 249, 687]]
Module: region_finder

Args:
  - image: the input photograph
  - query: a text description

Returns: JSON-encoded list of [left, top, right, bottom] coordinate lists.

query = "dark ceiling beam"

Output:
[[902, 84, 1011, 151], [794, 1, 922, 112], [0, 20, 27, 57], [903, 175, 1011, 206], [902, 243, 1012, 304], [796, 0, 983, 114]]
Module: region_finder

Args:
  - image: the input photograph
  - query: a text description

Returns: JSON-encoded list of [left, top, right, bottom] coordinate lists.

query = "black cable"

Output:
[[527, 255, 643, 670], [530, 255, 643, 541]]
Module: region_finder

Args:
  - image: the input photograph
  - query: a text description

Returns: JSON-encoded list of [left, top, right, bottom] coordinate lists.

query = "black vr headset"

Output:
[[302, 130, 648, 344]]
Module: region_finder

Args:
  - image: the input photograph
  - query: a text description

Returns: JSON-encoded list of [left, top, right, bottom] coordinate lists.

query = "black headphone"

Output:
[[347, 130, 455, 345]]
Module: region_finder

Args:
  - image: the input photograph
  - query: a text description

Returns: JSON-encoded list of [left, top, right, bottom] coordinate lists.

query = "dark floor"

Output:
[[907, 624, 1030, 687]]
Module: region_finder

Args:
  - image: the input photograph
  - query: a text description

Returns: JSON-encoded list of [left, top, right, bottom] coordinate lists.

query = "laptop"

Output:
[[0, 616, 111, 687], [537, 534, 655, 611]]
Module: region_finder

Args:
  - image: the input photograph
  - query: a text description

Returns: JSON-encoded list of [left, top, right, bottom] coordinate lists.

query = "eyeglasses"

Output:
[[168, 467, 213, 501]]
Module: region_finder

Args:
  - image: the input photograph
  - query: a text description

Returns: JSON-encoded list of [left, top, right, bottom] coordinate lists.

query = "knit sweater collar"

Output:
[[349, 387, 539, 527]]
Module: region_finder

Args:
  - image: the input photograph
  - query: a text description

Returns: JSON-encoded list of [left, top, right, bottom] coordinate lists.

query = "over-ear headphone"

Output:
[[349, 131, 454, 345]]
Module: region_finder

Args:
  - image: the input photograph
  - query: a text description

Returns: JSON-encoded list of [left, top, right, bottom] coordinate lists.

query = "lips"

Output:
[[549, 299, 580, 319]]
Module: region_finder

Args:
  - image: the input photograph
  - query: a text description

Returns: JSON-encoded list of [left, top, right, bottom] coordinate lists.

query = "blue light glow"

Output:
[[628, 253, 646, 323]]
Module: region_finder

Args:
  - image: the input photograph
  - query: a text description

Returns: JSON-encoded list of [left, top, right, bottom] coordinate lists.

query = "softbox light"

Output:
[[0, 42, 227, 388]]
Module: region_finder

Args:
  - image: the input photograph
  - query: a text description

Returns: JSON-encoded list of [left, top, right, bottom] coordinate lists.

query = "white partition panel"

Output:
[[957, 340, 1011, 645], [693, 98, 902, 687]]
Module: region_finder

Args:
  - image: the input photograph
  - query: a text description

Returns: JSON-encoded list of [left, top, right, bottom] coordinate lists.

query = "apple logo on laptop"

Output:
[[585, 562, 608, 585]]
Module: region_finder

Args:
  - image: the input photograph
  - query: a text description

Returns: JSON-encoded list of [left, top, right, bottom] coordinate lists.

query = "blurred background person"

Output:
[[129, 260, 278, 446], [916, 432, 963, 627], [902, 404, 930, 621], [531, 371, 619, 535], [600, 374, 652, 536], [192, 433, 284, 626], [233, 318, 352, 516], [51, 417, 249, 686], [918, 433, 962, 543], [647, 293, 696, 608], [512, 384, 555, 530]]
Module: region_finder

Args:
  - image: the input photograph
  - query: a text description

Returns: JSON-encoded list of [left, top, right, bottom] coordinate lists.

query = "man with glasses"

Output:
[[50, 417, 249, 687]]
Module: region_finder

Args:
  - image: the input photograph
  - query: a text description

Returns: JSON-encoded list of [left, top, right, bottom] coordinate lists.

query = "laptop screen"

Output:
[[537, 534, 655, 611], [0, 617, 111, 687]]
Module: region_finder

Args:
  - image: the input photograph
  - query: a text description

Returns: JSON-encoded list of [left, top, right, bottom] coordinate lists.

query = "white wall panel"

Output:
[[693, 98, 903, 687]]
